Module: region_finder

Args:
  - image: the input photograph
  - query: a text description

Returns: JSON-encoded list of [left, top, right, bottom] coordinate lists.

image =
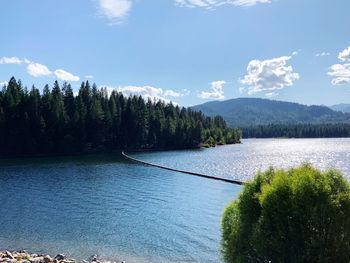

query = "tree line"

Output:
[[242, 123, 350, 138], [0, 77, 241, 156]]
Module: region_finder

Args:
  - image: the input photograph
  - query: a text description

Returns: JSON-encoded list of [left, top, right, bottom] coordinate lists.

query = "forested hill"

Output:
[[192, 98, 350, 127], [0, 77, 240, 157], [242, 123, 350, 138], [331, 104, 350, 113]]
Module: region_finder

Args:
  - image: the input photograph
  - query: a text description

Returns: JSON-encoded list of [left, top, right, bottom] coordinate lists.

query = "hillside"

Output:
[[331, 104, 350, 113], [191, 98, 350, 127]]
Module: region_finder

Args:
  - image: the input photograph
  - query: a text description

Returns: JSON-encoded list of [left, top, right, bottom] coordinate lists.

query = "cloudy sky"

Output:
[[0, 0, 349, 106]]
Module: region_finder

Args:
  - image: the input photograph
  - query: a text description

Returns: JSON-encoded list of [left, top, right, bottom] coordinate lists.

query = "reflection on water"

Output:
[[1, 138, 349, 262], [133, 138, 350, 182]]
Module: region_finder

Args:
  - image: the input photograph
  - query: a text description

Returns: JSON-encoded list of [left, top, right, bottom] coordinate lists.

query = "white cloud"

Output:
[[0, 57, 31, 65], [118, 85, 163, 98], [265, 91, 278, 97], [328, 63, 350, 86], [27, 62, 52, 77], [175, 0, 271, 9], [1, 55, 80, 82], [238, 87, 246, 93], [338, 46, 350, 62], [198, 80, 226, 100], [98, 0, 132, 24], [0, 56, 24, 64], [164, 89, 184, 98], [182, 88, 191, 95], [239, 55, 299, 95], [103, 85, 186, 104], [175, 0, 214, 8], [85, 75, 94, 79], [54, 69, 80, 82], [0, 81, 8, 87], [229, 0, 271, 6], [328, 46, 350, 86], [316, 52, 330, 57]]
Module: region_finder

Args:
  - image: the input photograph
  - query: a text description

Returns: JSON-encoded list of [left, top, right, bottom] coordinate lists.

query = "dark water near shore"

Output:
[[0, 138, 349, 262]]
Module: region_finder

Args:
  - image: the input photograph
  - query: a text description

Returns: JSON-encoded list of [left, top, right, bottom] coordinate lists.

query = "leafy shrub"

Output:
[[221, 164, 350, 263], [205, 136, 216, 147]]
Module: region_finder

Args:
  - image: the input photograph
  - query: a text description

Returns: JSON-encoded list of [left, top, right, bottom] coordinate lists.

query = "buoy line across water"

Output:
[[121, 151, 244, 185]]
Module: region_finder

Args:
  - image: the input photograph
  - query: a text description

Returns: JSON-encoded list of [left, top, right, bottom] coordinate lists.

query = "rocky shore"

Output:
[[0, 251, 125, 263]]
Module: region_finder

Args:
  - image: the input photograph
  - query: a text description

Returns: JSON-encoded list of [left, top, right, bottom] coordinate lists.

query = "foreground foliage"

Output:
[[221, 164, 350, 263], [0, 77, 240, 156]]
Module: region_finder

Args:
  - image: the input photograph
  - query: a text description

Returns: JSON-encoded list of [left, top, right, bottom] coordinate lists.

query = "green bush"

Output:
[[221, 164, 350, 263], [205, 136, 216, 147]]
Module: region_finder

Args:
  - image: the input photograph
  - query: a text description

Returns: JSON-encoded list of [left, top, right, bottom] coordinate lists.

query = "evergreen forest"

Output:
[[242, 123, 350, 138], [0, 77, 241, 156]]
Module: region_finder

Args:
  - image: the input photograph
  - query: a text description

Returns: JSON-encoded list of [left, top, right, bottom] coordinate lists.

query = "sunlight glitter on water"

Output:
[[133, 138, 350, 182]]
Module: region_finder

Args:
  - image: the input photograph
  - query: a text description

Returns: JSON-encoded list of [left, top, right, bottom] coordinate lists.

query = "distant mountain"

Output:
[[331, 104, 350, 113], [191, 98, 350, 127]]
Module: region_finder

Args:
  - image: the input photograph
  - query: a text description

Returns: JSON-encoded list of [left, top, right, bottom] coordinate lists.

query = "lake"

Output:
[[0, 138, 349, 263]]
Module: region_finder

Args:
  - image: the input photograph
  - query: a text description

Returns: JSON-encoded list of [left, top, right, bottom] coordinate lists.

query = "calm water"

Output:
[[133, 138, 350, 181], [0, 155, 239, 263], [0, 138, 349, 262]]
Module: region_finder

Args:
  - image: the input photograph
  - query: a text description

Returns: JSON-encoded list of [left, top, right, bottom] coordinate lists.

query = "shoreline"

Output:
[[0, 251, 125, 263], [0, 141, 241, 160]]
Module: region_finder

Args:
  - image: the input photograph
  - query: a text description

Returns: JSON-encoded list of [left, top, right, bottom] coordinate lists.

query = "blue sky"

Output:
[[0, 0, 350, 106]]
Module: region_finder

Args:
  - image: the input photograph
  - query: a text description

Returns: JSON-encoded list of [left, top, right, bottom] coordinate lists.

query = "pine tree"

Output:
[[0, 77, 242, 156]]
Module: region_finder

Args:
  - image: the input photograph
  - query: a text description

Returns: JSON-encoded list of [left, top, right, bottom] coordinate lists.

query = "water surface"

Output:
[[132, 138, 350, 181], [1, 138, 349, 262], [0, 155, 239, 263]]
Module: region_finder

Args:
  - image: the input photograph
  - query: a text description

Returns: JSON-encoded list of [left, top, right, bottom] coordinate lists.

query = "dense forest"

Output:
[[0, 77, 240, 157], [242, 123, 350, 138]]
